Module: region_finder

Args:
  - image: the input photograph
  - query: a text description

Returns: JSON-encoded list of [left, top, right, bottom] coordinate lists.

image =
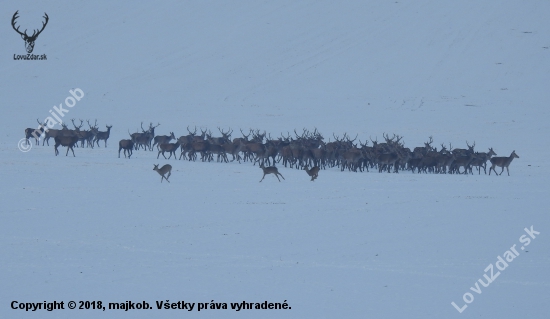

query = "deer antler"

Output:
[[11, 11, 26, 37], [32, 13, 49, 39], [11, 10, 50, 40]]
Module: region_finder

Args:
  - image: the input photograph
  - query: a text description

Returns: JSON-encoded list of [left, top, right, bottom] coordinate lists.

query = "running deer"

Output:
[[259, 164, 285, 182], [153, 164, 172, 183], [489, 150, 519, 176], [304, 165, 320, 181]]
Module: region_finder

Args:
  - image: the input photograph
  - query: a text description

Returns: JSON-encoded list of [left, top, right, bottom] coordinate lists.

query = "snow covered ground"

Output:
[[1, 1, 549, 318]]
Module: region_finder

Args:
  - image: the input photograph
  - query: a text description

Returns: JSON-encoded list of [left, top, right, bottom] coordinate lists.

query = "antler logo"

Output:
[[11, 11, 49, 54]]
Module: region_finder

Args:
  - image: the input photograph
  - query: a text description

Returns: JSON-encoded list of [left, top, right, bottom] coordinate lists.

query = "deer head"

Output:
[[12, 11, 49, 53]]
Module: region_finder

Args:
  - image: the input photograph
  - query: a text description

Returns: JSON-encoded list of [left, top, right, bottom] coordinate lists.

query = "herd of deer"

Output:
[[121, 123, 519, 182], [24, 120, 520, 182], [25, 119, 112, 156]]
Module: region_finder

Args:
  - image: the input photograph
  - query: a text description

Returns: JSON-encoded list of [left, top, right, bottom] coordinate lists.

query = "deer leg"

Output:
[[275, 174, 281, 181], [259, 174, 266, 182], [278, 173, 285, 180], [506, 167, 510, 176]]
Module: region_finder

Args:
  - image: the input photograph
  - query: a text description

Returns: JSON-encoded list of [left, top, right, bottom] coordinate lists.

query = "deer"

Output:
[[118, 139, 134, 158], [83, 119, 98, 148], [153, 164, 172, 183], [129, 122, 147, 147], [93, 125, 112, 147], [157, 141, 180, 159], [153, 132, 176, 150], [412, 136, 434, 159], [70, 119, 89, 148], [304, 165, 320, 181], [259, 164, 285, 182], [188, 140, 210, 161], [54, 135, 79, 156], [489, 151, 520, 176], [11, 11, 49, 53], [469, 148, 497, 174], [134, 130, 154, 151], [130, 122, 159, 150], [41, 117, 61, 146], [24, 120, 46, 145], [452, 141, 475, 157], [207, 127, 232, 145]]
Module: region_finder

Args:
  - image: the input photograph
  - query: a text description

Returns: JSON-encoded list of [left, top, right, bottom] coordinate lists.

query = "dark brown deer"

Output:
[[452, 141, 475, 156], [129, 122, 147, 146], [259, 164, 285, 182], [11, 11, 48, 53], [24, 120, 46, 145], [304, 165, 320, 181], [188, 140, 210, 161], [42, 117, 61, 146], [70, 119, 89, 148], [469, 148, 497, 174], [134, 131, 154, 151], [489, 151, 519, 176], [118, 140, 134, 158], [153, 132, 176, 150], [54, 135, 79, 156], [153, 164, 172, 183], [450, 153, 475, 174], [157, 141, 180, 159], [93, 125, 112, 147]]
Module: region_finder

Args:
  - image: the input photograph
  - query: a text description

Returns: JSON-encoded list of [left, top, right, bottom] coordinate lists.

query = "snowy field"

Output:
[[1, 1, 549, 318]]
